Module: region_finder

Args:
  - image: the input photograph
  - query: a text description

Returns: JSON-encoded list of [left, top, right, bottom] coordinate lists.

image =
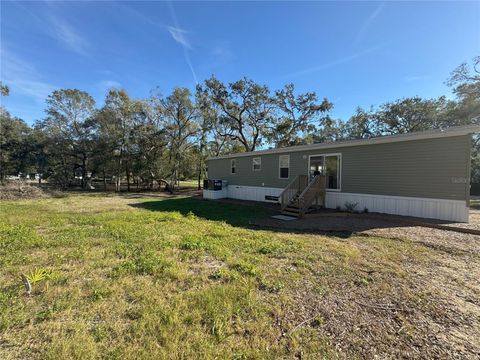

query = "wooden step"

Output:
[[285, 205, 300, 212], [281, 210, 300, 217]]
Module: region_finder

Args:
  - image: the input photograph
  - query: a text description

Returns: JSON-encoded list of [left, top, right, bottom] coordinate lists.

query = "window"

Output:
[[252, 157, 261, 171], [231, 159, 236, 174], [279, 155, 290, 179], [309, 154, 341, 190]]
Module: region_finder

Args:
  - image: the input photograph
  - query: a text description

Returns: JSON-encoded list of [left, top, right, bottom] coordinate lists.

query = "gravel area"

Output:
[[252, 208, 480, 358]]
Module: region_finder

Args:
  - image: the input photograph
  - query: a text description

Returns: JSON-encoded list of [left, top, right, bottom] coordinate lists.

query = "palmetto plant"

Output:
[[21, 268, 52, 295]]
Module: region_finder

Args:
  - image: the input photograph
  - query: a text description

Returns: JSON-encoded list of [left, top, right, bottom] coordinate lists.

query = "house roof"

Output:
[[207, 125, 480, 161]]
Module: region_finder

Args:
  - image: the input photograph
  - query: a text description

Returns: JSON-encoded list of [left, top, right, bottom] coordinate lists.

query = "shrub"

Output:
[[344, 201, 358, 213]]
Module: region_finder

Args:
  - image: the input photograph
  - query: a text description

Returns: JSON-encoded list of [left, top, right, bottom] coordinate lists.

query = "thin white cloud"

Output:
[[97, 80, 122, 91], [167, 26, 192, 50], [167, 2, 198, 84], [282, 43, 386, 79], [116, 1, 198, 84], [48, 17, 90, 55], [7, 2, 90, 56], [0, 49, 56, 102], [355, 2, 385, 45]]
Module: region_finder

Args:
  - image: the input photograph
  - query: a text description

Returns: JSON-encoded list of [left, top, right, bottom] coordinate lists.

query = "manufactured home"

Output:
[[204, 125, 480, 222]]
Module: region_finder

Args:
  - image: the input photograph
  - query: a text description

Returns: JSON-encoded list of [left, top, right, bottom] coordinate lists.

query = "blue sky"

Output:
[[1, 1, 479, 125]]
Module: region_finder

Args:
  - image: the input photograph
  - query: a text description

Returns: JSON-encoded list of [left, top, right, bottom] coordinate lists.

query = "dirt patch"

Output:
[[366, 225, 480, 255], [252, 210, 480, 358], [187, 255, 225, 275], [270, 238, 480, 359], [0, 182, 62, 200]]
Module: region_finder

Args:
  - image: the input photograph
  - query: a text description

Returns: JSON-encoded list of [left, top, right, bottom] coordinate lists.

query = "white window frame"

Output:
[[252, 157, 261, 171], [307, 153, 341, 191], [279, 154, 290, 179], [230, 159, 236, 174]]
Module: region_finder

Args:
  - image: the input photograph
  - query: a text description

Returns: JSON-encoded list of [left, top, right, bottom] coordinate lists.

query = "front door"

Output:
[[309, 156, 324, 181]]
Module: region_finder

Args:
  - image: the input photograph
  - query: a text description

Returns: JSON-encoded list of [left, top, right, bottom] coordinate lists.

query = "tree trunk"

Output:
[[116, 151, 123, 192], [197, 162, 202, 190], [82, 154, 87, 189], [103, 168, 107, 192], [126, 167, 131, 192]]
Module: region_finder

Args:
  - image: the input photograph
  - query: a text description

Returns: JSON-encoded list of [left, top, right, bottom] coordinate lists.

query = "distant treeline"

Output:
[[0, 57, 479, 190]]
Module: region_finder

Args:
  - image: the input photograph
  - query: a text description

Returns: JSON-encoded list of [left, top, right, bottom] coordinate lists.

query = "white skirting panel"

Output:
[[204, 186, 469, 222], [203, 189, 227, 199], [325, 192, 469, 222], [226, 185, 284, 203]]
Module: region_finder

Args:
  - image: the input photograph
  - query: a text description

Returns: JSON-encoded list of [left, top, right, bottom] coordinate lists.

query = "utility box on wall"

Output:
[[203, 179, 227, 191], [203, 179, 228, 199]]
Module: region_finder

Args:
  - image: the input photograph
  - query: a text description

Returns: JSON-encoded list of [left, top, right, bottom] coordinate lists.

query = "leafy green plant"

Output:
[[27, 268, 52, 284], [179, 237, 205, 251], [230, 262, 258, 277], [21, 268, 53, 295], [209, 268, 238, 282]]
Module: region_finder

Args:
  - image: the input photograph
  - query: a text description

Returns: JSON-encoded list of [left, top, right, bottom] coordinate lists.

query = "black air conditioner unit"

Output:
[[203, 179, 224, 191]]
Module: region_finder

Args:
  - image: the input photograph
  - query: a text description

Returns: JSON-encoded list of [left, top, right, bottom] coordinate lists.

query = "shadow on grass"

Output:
[[130, 196, 466, 239], [133, 197, 276, 227], [131, 197, 358, 238]]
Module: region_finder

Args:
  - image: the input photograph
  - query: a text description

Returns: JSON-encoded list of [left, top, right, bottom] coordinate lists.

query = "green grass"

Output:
[[178, 179, 201, 188], [0, 194, 436, 359], [470, 199, 480, 210]]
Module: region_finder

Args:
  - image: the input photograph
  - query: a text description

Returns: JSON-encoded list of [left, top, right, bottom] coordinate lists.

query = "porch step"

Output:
[[281, 205, 302, 217], [285, 205, 300, 212], [279, 174, 326, 219], [281, 210, 300, 217]]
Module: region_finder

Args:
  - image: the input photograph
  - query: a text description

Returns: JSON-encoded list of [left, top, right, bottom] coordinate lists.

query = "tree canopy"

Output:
[[1, 56, 479, 189]]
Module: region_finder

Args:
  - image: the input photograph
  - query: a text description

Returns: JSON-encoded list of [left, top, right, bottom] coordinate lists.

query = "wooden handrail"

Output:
[[279, 174, 308, 211], [278, 175, 301, 199], [298, 175, 326, 216]]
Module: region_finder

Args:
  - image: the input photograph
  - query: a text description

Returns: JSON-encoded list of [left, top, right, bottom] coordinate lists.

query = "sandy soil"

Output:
[[251, 209, 480, 359]]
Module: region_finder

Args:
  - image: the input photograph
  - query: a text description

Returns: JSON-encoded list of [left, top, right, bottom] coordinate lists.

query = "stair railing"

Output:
[[279, 175, 308, 211], [298, 175, 326, 217]]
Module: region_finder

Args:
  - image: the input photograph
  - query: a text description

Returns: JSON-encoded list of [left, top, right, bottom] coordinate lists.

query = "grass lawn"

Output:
[[178, 179, 201, 189], [1, 194, 479, 359], [470, 199, 480, 210]]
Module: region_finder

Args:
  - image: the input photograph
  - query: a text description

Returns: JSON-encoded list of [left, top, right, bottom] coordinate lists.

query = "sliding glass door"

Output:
[[309, 154, 341, 190]]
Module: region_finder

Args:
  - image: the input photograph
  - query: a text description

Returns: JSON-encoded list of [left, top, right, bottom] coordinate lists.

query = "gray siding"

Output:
[[207, 135, 471, 201]]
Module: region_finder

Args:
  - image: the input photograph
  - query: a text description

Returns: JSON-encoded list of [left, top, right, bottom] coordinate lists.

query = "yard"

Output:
[[1, 193, 479, 359]]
